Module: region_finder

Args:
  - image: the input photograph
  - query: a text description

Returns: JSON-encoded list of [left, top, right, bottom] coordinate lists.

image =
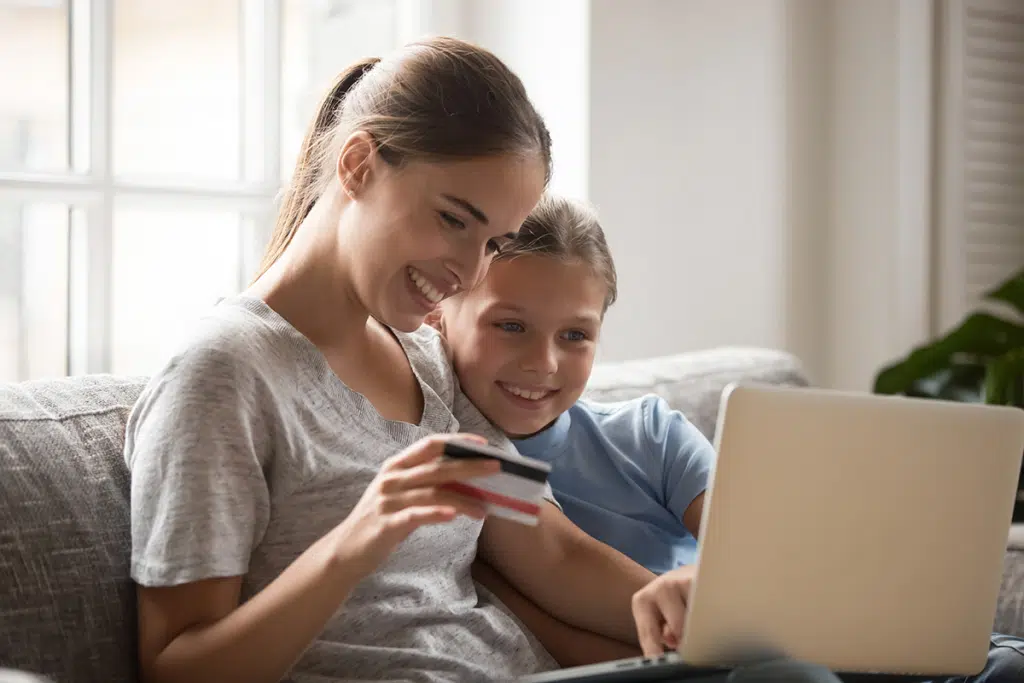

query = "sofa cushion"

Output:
[[0, 375, 146, 683], [584, 346, 810, 439]]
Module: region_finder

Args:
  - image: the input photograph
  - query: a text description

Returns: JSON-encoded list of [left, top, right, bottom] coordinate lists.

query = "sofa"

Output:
[[1, 346, 1022, 682]]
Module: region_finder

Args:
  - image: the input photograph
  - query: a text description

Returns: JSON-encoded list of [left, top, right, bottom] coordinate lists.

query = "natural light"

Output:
[[0, 0, 402, 380]]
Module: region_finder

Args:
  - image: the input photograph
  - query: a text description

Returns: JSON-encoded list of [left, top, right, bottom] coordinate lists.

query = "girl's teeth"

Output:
[[504, 384, 548, 401], [408, 267, 443, 303]]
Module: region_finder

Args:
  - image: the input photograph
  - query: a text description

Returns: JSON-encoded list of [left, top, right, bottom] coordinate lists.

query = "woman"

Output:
[[125, 37, 651, 683]]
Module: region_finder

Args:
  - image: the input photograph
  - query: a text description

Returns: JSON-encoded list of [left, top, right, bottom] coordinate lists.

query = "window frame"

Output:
[[0, 0, 447, 377]]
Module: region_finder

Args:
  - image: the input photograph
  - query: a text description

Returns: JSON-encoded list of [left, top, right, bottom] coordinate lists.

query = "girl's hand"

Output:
[[631, 565, 696, 656], [329, 434, 500, 579]]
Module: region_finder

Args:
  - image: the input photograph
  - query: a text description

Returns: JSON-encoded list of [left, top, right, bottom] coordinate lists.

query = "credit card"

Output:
[[442, 440, 552, 526]]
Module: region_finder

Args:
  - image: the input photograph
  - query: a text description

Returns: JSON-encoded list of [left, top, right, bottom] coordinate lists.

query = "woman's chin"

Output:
[[372, 302, 428, 333]]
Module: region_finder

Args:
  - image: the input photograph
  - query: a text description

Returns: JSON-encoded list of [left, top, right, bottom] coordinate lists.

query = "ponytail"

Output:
[[253, 57, 380, 281]]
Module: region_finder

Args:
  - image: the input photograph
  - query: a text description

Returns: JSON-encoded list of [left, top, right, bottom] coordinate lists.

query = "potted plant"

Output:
[[873, 267, 1024, 521]]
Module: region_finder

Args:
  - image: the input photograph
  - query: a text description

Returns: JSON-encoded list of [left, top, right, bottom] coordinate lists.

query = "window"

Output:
[[935, 0, 1024, 330], [0, 0, 405, 381]]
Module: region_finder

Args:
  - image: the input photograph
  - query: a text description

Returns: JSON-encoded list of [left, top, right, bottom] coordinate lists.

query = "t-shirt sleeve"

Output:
[[124, 346, 273, 587], [641, 395, 716, 521]]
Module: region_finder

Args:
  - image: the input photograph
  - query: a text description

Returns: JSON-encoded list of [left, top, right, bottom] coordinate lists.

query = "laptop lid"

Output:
[[680, 383, 1024, 677]]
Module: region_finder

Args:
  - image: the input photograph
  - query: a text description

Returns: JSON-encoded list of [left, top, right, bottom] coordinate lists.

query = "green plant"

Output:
[[874, 267, 1024, 406], [873, 267, 1024, 522]]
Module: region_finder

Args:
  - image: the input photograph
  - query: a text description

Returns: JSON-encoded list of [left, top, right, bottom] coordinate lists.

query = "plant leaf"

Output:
[[985, 267, 1024, 317], [985, 347, 1024, 407], [874, 313, 1024, 394]]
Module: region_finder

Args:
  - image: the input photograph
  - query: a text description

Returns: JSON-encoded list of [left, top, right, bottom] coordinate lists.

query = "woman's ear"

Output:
[[336, 131, 376, 198]]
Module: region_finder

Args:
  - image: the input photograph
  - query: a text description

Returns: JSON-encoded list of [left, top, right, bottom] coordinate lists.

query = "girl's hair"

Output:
[[497, 194, 618, 312], [256, 36, 553, 279]]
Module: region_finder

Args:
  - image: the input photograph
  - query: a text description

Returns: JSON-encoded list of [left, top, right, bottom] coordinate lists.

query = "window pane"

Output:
[[114, 0, 242, 181], [0, 202, 69, 382], [0, 4, 69, 171], [112, 207, 242, 376], [281, 0, 398, 179]]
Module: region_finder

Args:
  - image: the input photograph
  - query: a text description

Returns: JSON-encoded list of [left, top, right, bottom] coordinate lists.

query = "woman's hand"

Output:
[[631, 565, 696, 656], [329, 434, 500, 579]]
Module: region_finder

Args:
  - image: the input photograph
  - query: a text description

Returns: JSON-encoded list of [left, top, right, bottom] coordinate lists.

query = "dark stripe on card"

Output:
[[442, 482, 542, 516], [443, 443, 549, 483]]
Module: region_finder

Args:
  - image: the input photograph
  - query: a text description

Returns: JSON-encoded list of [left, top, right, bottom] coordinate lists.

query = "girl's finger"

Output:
[[631, 592, 666, 657], [654, 582, 688, 646]]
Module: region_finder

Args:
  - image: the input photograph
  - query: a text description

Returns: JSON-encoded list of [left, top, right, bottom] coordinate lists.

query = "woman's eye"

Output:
[[485, 239, 503, 255], [496, 322, 524, 333], [562, 330, 588, 342], [439, 211, 466, 230]]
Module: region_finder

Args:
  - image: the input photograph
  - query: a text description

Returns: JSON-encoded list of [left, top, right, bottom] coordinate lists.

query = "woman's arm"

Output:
[[138, 534, 358, 683], [472, 559, 642, 667], [137, 436, 501, 683]]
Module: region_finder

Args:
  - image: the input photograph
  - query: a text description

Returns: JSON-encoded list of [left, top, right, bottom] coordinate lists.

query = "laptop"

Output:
[[521, 383, 1024, 682]]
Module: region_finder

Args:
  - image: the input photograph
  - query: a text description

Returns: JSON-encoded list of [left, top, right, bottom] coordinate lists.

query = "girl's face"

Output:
[[338, 141, 546, 333], [440, 254, 608, 438]]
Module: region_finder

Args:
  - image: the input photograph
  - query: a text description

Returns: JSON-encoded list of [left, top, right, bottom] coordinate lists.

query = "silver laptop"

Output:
[[523, 383, 1024, 681]]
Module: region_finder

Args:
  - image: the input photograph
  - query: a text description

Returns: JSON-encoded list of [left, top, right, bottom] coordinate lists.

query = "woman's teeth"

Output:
[[502, 383, 551, 401], [408, 267, 444, 304]]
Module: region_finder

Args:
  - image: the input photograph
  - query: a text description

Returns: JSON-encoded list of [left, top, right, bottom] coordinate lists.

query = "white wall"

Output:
[[588, 0, 793, 367], [457, 0, 938, 391], [462, 0, 590, 200], [826, 0, 934, 391]]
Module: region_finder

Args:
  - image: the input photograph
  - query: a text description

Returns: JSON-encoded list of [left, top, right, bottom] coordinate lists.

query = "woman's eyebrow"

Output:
[[442, 193, 489, 225]]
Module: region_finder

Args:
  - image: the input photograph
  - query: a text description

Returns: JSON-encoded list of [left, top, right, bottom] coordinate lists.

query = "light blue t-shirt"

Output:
[[512, 395, 715, 575]]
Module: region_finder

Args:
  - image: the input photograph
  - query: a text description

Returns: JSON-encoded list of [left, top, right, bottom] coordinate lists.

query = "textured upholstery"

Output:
[[1, 350, 1021, 682]]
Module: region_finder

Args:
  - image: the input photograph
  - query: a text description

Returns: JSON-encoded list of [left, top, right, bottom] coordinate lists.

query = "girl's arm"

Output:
[[477, 502, 656, 646], [472, 559, 642, 667]]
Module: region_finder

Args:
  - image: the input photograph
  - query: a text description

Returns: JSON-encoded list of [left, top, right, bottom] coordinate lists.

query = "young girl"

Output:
[[124, 38, 656, 683], [436, 194, 712, 577], [438, 195, 1024, 683]]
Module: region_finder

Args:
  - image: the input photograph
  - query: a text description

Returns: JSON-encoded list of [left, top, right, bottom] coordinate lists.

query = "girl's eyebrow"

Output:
[[486, 302, 601, 326]]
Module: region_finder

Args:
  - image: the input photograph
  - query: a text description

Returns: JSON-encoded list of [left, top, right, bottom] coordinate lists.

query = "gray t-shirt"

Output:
[[124, 295, 558, 682]]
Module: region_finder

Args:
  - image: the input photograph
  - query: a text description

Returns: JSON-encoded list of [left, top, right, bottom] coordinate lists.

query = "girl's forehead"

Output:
[[476, 257, 608, 320]]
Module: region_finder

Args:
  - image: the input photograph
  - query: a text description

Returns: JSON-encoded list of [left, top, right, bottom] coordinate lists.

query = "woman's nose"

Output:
[[448, 242, 491, 291]]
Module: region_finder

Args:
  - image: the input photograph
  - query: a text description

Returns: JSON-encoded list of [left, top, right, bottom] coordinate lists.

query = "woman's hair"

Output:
[[255, 36, 552, 279], [497, 194, 617, 312]]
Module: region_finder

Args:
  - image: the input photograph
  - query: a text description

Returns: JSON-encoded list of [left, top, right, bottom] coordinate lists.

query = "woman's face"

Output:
[[338, 141, 546, 333]]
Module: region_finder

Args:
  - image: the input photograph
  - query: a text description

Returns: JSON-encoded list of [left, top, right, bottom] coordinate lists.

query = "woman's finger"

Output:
[[379, 487, 489, 519], [385, 505, 459, 534], [381, 456, 500, 493], [387, 434, 488, 470]]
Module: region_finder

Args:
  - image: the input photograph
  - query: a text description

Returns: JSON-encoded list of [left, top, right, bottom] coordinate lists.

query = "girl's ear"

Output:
[[424, 310, 453, 362], [424, 309, 444, 333]]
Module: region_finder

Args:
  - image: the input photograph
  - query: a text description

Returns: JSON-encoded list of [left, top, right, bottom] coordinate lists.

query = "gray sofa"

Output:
[[1, 347, 1021, 682]]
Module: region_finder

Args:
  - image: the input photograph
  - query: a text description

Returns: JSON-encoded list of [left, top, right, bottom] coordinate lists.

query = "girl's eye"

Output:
[[562, 330, 588, 342], [440, 211, 466, 230], [496, 322, 524, 333], [485, 239, 503, 255]]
